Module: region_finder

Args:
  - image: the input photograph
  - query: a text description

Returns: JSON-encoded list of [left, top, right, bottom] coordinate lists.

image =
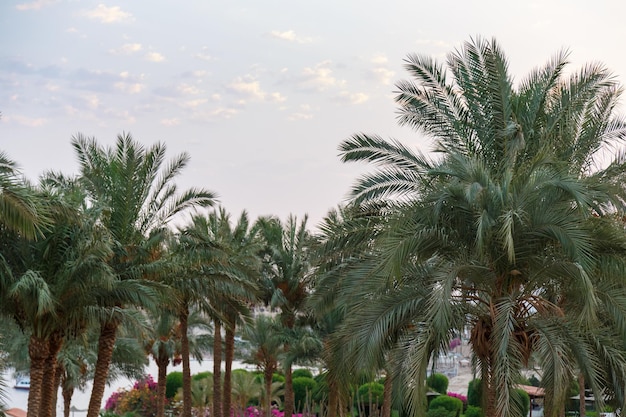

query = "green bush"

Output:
[[464, 405, 483, 417], [292, 368, 314, 379], [467, 379, 482, 407], [429, 395, 463, 417], [193, 371, 212, 381], [427, 373, 449, 395], [355, 382, 385, 407], [166, 371, 183, 398], [427, 407, 454, 417], [273, 373, 285, 383], [514, 388, 530, 417], [293, 376, 318, 411]]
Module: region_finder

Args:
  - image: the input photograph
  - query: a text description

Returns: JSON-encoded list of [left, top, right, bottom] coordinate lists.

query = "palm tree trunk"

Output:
[[264, 367, 273, 417], [284, 363, 294, 417], [41, 332, 63, 417], [213, 321, 223, 417], [27, 334, 49, 417], [327, 376, 339, 417], [224, 318, 235, 417], [156, 353, 170, 417], [51, 358, 63, 417], [86, 319, 119, 417], [578, 373, 586, 417], [62, 386, 73, 417], [180, 307, 193, 417], [381, 369, 393, 417]]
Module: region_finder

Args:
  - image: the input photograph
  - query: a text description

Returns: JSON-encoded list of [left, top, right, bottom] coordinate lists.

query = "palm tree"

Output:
[[143, 307, 212, 417], [242, 315, 283, 417], [175, 208, 261, 417], [337, 37, 626, 417], [256, 215, 315, 417], [71, 133, 217, 417]]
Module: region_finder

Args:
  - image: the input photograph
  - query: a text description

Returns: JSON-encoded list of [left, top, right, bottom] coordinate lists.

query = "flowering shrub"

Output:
[[446, 392, 467, 404], [104, 375, 162, 417], [242, 406, 309, 417]]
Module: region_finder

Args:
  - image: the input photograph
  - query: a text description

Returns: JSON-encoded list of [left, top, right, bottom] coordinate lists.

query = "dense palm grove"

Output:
[[2, 38, 626, 417]]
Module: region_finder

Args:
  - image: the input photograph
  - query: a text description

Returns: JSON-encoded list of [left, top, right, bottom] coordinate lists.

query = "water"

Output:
[[3, 358, 254, 415]]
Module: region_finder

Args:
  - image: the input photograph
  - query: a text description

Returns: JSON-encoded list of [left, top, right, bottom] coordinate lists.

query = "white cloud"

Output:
[[110, 43, 142, 55], [269, 30, 313, 44], [371, 67, 395, 85], [300, 61, 345, 91], [227, 77, 266, 101], [371, 55, 388, 65], [181, 99, 208, 109], [195, 47, 213, 61], [114, 82, 144, 94], [178, 83, 201, 95], [145, 52, 165, 62], [289, 112, 313, 121], [161, 118, 180, 127], [15, 0, 58, 11], [334, 91, 369, 105], [83, 4, 133, 24], [7, 115, 48, 127], [270, 92, 287, 103], [191, 107, 239, 121]]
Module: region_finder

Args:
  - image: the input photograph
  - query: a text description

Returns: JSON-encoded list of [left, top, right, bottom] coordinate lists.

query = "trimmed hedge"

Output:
[[292, 368, 314, 379], [429, 395, 463, 417], [427, 373, 449, 395], [166, 372, 183, 398], [293, 377, 317, 411], [355, 382, 385, 407]]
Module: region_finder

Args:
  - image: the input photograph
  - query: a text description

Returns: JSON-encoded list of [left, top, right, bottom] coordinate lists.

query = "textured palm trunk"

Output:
[[483, 360, 496, 417], [381, 369, 393, 417], [51, 359, 63, 417], [156, 352, 170, 417], [41, 333, 63, 417], [27, 334, 49, 417], [213, 321, 223, 417], [86, 319, 119, 417], [283, 362, 294, 417], [264, 367, 273, 417], [62, 385, 73, 417], [578, 373, 586, 417], [327, 376, 339, 417], [224, 320, 235, 417], [180, 307, 193, 417]]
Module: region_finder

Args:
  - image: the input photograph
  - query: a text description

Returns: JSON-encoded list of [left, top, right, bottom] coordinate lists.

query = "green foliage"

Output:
[[514, 388, 530, 417], [292, 376, 317, 412], [464, 405, 483, 417], [292, 368, 314, 379], [272, 373, 285, 383], [166, 371, 183, 399], [355, 382, 385, 407], [193, 371, 212, 381], [427, 373, 449, 395], [312, 372, 328, 402], [427, 408, 455, 417], [528, 375, 540, 387], [467, 379, 482, 407], [429, 395, 463, 417]]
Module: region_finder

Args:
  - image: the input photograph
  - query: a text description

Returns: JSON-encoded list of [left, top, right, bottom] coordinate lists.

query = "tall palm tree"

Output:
[[143, 307, 212, 417], [256, 215, 314, 417], [175, 208, 261, 417], [242, 315, 283, 417], [337, 37, 626, 417], [71, 133, 217, 417]]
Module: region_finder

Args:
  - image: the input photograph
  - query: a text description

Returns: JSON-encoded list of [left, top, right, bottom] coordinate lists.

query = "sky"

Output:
[[3, 0, 626, 229]]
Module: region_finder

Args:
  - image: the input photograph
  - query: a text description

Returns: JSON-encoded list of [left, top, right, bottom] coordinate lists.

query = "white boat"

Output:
[[14, 376, 30, 390]]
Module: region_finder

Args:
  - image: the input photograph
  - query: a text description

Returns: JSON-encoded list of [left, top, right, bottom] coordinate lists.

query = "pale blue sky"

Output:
[[2, 0, 626, 227]]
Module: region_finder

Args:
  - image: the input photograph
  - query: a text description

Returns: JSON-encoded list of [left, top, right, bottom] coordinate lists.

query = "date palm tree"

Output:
[[70, 133, 217, 417], [338, 37, 626, 417], [255, 215, 314, 417], [175, 208, 261, 417]]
